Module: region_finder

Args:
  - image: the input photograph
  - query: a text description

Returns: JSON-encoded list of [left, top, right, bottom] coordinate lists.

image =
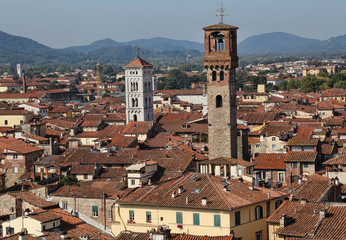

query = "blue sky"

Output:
[[0, 0, 345, 48]]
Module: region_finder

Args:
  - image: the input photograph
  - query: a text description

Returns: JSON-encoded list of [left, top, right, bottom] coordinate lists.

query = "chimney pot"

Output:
[[319, 210, 326, 220], [178, 186, 184, 194], [280, 214, 287, 227], [172, 191, 176, 199], [201, 197, 208, 206]]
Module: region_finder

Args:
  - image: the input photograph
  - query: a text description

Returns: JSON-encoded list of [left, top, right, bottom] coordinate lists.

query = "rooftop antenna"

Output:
[[216, 3, 228, 24]]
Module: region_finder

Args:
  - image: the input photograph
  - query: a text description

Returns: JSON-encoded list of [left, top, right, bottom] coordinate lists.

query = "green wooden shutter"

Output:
[[214, 214, 221, 227], [176, 212, 183, 224], [129, 210, 134, 220], [146, 211, 151, 222], [92, 205, 98, 212], [193, 213, 200, 225]]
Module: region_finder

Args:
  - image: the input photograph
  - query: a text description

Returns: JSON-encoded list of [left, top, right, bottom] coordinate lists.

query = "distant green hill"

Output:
[[0, 30, 345, 67], [67, 37, 204, 53], [238, 32, 346, 54]]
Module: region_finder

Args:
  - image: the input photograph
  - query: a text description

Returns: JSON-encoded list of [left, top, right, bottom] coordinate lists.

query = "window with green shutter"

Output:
[[193, 213, 200, 226], [92, 205, 98, 217], [214, 214, 221, 227], [129, 210, 134, 221], [146, 211, 151, 223], [176, 212, 183, 224], [235, 211, 241, 226]]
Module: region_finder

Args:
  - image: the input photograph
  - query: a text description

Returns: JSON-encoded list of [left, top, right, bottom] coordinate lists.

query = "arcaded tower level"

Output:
[[203, 23, 239, 159]]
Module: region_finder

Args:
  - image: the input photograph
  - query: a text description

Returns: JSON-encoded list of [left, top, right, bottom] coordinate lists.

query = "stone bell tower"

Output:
[[203, 22, 239, 159]]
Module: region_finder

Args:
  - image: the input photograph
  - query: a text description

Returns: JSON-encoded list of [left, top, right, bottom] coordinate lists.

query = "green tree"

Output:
[[60, 176, 79, 186]]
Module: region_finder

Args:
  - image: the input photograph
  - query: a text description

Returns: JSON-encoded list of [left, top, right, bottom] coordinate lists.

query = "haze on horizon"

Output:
[[0, 0, 345, 49]]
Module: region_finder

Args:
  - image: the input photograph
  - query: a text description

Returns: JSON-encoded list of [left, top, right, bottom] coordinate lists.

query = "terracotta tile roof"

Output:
[[0, 92, 44, 99], [259, 124, 294, 137], [199, 157, 255, 167], [124, 57, 153, 67], [143, 132, 170, 148], [7, 191, 57, 209], [278, 174, 332, 202], [115, 232, 234, 240], [248, 137, 260, 145], [46, 208, 114, 239], [81, 120, 103, 127], [122, 121, 154, 134], [104, 112, 126, 121], [203, 23, 238, 30], [76, 125, 125, 139], [287, 138, 319, 146], [323, 155, 346, 165], [109, 134, 137, 148], [0, 109, 28, 115], [267, 201, 346, 239], [320, 142, 337, 155], [284, 152, 317, 162], [22, 134, 49, 142], [70, 164, 95, 174], [117, 173, 286, 210], [28, 209, 61, 223], [51, 179, 125, 198], [242, 112, 278, 124], [254, 154, 286, 170], [0, 136, 43, 154]]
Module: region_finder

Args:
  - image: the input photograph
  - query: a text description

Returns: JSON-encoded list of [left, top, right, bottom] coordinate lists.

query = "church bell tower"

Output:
[[203, 22, 239, 159]]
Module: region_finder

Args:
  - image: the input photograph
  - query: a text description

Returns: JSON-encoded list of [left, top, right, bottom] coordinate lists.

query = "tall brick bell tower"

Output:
[[203, 22, 239, 159]]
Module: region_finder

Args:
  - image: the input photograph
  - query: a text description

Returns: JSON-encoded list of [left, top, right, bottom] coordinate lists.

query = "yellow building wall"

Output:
[[112, 198, 285, 240], [0, 115, 28, 127], [268, 223, 284, 240]]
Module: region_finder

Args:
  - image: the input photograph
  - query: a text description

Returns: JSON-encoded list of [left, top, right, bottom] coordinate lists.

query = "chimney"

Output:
[[201, 197, 208, 206], [148, 179, 152, 186], [178, 186, 184, 194], [267, 192, 271, 198], [279, 214, 287, 227], [301, 198, 307, 204], [334, 177, 340, 186], [171, 191, 176, 199], [298, 178, 302, 184], [138, 181, 143, 188], [223, 185, 229, 192], [289, 194, 294, 201], [60, 232, 68, 239], [319, 210, 326, 220], [185, 196, 188, 205], [249, 185, 254, 191]]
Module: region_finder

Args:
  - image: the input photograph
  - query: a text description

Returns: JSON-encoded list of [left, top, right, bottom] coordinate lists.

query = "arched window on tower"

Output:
[[216, 95, 222, 108], [212, 71, 217, 81], [132, 98, 135, 107], [220, 71, 224, 81], [133, 114, 137, 122]]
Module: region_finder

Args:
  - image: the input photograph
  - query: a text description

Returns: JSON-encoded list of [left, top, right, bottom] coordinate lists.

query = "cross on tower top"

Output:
[[216, 4, 228, 24]]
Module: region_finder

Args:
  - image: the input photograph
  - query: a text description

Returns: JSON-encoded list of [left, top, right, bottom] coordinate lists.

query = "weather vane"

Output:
[[216, 4, 228, 24], [137, 46, 140, 57]]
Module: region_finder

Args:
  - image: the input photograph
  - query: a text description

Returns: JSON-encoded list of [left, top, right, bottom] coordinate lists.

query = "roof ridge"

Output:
[[206, 174, 232, 210]]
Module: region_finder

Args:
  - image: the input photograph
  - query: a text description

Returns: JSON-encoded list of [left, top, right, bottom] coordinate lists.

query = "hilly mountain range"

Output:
[[0, 30, 345, 66], [238, 32, 346, 54]]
